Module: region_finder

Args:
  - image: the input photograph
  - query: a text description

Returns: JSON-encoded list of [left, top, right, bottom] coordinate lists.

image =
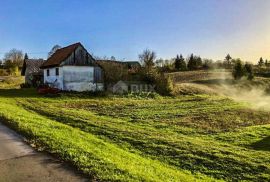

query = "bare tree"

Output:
[[48, 45, 61, 58], [139, 49, 156, 71], [4, 49, 24, 68]]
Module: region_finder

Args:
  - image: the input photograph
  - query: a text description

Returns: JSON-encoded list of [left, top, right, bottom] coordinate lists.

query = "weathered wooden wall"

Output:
[[61, 46, 95, 66]]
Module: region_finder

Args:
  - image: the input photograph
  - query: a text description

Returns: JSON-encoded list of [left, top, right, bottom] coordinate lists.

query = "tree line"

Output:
[[0, 49, 27, 75], [154, 53, 262, 73], [0, 45, 62, 76], [139, 50, 258, 81]]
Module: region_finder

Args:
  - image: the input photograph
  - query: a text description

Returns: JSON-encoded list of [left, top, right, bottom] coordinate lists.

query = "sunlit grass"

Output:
[[0, 86, 270, 181]]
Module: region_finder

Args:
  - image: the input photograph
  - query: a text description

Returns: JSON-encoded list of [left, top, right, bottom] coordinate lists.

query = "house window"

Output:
[[56, 68, 59, 76], [47, 69, 50, 76]]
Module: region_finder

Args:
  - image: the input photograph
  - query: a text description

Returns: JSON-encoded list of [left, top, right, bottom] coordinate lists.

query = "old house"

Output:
[[21, 59, 45, 86], [40, 42, 104, 92]]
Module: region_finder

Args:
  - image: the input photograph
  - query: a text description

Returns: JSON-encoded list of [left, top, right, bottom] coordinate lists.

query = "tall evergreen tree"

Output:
[[179, 54, 187, 71], [225, 54, 232, 61], [194, 56, 202, 68], [265, 59, 269, 67], [187, 54, 202, 70], [24, 53, 29, 60], [187, 54, 195, 70], [174, 55, 181, 70], [258, 57, 264, 67]]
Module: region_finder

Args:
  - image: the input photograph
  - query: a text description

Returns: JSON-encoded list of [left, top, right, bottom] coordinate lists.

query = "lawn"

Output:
[[0, 79, 270, 181]]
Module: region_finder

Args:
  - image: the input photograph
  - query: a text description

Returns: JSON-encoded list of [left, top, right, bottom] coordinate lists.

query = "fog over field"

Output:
[[216, 83, 270, 110], [171, 70, 270, 110], [215, 70, 270, 110]]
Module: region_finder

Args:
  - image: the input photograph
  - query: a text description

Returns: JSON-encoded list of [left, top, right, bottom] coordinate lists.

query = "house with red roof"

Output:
[[40, 42, 104, 92]]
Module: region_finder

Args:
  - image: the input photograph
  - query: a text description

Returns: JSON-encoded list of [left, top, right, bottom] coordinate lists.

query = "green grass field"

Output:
[[0, 76, 270, 181]]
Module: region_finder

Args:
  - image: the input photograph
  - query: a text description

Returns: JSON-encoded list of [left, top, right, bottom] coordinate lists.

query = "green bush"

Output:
[[244, 63, 254, 80], [232, 59, 245, 80], [232, 59, 254, 80], [138, 67, 157, 83], [139, 68, 174, 95], [154, 74, 174, 95]]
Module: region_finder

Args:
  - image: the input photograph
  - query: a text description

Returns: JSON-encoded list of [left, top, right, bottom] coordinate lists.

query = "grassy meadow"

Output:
[[0, 75, 270, 181]]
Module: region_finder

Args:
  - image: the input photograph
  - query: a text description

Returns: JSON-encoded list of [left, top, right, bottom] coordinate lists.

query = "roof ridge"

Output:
[[41, 42, 89, 69], [57, 42, 81, 51]]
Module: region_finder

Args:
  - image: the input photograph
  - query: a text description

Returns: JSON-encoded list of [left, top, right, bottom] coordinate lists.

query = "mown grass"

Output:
[[0, 89, 216, 181], [0, 89, 270, 181], [0, 79, 270, 181], [16, 94, 270, 181], [0, 95, 210, 181]]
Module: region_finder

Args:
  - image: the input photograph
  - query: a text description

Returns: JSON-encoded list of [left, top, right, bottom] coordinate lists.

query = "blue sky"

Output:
[[0, 0, 270, 62]]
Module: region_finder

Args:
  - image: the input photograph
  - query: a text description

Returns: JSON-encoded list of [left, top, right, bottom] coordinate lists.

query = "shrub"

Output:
[[138, 68, 174, 95], [155, 74, 174, 95], [0, 69, 8, 76], [7, 66, 19, 76], [97, 61, 129, 84], [244, 63, 254, 80], [232, 59, 254, 80], [232, 59, 245, 80]]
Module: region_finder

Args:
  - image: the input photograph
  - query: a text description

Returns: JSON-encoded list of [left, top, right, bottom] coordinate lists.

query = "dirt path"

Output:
[[0, 122, 88, 182]]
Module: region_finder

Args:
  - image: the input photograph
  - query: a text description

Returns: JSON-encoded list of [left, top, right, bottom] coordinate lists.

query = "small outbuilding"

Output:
[[40, 42, 104, 92], [21, 59, 46, 86]]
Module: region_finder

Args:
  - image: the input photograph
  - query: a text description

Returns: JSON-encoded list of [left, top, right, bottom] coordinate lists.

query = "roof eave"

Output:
[[40, 64, 60, 69]]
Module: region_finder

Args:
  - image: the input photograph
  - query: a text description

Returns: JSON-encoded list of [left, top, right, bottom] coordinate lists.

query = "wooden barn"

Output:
[[40, 42, 104, 92], [21, 59, 45, 86]]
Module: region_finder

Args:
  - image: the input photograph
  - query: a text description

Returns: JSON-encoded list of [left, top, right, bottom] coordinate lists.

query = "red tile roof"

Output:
[[41, 42, 81, 68]]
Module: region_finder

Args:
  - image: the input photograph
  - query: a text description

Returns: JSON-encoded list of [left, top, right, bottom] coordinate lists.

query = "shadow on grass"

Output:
[[192, 79, 234, 85], [0, 88, 109, 100], [0, 88, 40, 98], [251, 136, 270, 151]]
